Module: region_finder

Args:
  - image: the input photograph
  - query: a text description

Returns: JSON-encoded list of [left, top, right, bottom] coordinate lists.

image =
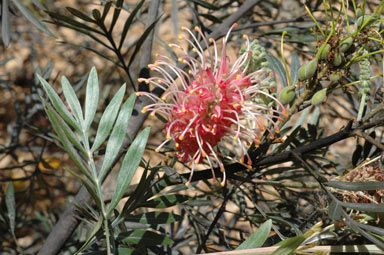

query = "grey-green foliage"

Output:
[[359, 52, 371, 96]]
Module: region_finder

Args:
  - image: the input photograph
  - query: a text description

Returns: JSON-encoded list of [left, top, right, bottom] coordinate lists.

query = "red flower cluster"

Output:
[[138, 24, 287, 186]]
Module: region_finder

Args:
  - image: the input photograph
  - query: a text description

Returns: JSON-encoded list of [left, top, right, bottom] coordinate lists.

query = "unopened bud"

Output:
[[311, 88, 327, 105], [333, 51, 342, 67], [340, 37, 353, 53], [279, 86, 296, 104], [320, 44, 331, 60], [298, 58, 318, 81]]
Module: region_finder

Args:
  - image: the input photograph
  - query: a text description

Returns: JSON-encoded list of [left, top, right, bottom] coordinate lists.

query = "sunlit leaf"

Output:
[[118, 230, 174, 246], [84, 67, 99, 132], [91, 84, 126, 152], [236, 219, 272, 250], [107, 127, 150, 216], [98, 93, 136, 182]]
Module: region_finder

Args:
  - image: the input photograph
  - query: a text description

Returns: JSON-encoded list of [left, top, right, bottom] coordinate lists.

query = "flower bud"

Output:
[[320, 44, 331, 60], [329, 73, 341, 82], [279, 86, 296, 104], [298, 58, 318, 81], [311, 88, 327, 105], [340, 37, 353, 53], [333, 51, 342, 66]]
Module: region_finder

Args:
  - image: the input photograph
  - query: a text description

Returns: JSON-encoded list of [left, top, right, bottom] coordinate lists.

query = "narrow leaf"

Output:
[[118, 230, 174, 246], [341, 201, 384, 213], [91, 84, 126, 152], [44, 103, 90, 180], [139, 194, 189, 208], [118, 0, 145, 50], [290, 51, 300, 86], [109, 0, 124, 33], [46, 11, 102, 35], [326, 181, 384, 191], [107, 127, 150, 215], [124, 212, 182, 225], [66, 168, 100, 208], [66, 7, 95, 23], [127, 15, 162, 69], [273, 235, 306, 255], [41, 98, 87, 158], [84, 67, 99, 132], [236, 219, 272, 250], [328, 200, 342, 221], [99, 93, 136, 182], [10, 0, 55, 37], [61, 76, 84, 126], [266, 53, 288, 87], [5, 182, 16, 239], [75, 215, 103, 254], [101, 2, 113, 22], [2, 0, 10, 47], [37, 74, 81, 132]]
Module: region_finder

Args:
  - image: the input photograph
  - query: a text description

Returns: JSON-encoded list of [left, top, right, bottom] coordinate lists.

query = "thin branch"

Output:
[[355, 129, 384, 151]]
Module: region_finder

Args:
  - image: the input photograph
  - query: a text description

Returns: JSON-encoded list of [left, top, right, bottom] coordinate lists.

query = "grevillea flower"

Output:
[[137, 24, 287, 186]]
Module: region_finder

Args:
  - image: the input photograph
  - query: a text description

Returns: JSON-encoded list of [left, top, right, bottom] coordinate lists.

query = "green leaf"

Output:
[[107, 127, 150, 216], [328, 200, 342, 221], [37, 74, 81, 132], [118, 0, 146, 50], [46, 10, 102, 35], [118, 230, 174, 246], [127, 15, 162, 69], [273, 235, 306, 255], [236, 219, 272, 250], [41, 98, 87, 158], [98, 93, 136, 182], [139, 194, 189, 208], [91, 84, 126, 152], [75, 215, 103, 254], [290, 51, 300, 86], [10, 0, 55, 37], [66, 7, 95, 23], [124, 212, 182, 225], [66, 168, 100, 209], [189, 0, 220, 10], [5, 182, 16, 239], [61, 76, 84, 126], [266, 53, 288, 87], [109, 0, 123, 33], [326, 181, 384, 191], [44, 103, 91, 180], [84, 67, 99, 132], [341, 201, 384, 213], [101, 1, 113, 22]]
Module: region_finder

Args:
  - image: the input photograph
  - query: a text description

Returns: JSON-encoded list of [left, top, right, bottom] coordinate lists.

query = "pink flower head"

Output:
[[137, 24, 287, 186]]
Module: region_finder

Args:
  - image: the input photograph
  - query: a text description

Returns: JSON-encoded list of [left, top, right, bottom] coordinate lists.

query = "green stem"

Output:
[[280, 31, 291, 87], [304, 4, 325, 37], [357, 92, 367, 122]]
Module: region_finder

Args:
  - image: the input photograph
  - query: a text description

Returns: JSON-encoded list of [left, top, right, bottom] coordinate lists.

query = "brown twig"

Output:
[[355, 129, 384, 151]]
